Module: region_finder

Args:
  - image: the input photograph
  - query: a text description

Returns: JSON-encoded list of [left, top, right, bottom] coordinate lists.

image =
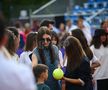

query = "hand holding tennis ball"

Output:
[[53, 68, 64, 80]]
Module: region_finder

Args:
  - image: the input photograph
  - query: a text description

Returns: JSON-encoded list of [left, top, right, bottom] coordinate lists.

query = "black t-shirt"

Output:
[[65, 56, 93, 90]]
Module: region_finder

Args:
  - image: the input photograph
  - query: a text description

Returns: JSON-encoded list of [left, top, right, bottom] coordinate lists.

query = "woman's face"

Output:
[[100, 35, 106, 43], [59, 23, 65, 31], [52, 37, 57, 45], [77, 20, 83, 29], [41, 34, 51, 47], [102, 22, 107, 29], [43, 70, 48, 81]]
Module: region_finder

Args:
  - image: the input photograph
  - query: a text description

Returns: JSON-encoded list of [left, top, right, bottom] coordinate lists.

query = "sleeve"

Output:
[[90, 45, 102, 61]]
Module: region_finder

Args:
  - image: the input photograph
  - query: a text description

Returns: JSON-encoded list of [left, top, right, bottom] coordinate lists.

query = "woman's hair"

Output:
[[51, 31, 59, 46], [5, 30, 16, 55], [64, 36, 85, 71], [25, 32, 37, 51], [7, 27, 19, 38], [101, 21, 105, 28], [72, 29, 93, 60], [59, 32, 70, 48], [33, 64, 48, 82], [37, 26, 56, 64], [91, 29, 107, 49]]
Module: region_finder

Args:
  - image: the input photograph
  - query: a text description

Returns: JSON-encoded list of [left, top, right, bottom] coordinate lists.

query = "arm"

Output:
[[90, 47, 101, 69], [91, 61, 100, 69], [63, 76, 85, 86], [32, 53, 38, 67], [90, 55, 101, 74], [91, 60, 100, 74]]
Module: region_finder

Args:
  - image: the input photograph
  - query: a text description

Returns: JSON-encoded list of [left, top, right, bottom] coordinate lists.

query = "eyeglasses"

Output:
[[41, 38, 51, 42]]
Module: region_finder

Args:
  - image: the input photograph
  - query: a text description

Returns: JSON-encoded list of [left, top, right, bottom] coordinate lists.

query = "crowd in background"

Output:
[[0, 13, 108, 90]]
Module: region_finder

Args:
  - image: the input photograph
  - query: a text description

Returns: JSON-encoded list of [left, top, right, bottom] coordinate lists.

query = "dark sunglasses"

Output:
[[41, 38, 51, 42]]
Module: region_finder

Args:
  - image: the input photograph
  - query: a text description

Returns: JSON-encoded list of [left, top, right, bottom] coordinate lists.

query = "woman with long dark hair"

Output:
[[72, 29, 100, 72], [91, 29, 108, 90], [72, 29, 93, 60], [6, 27, 20, 62], [19, 32, 37, 68], [33, 26, 60, 90], [63, 36, 93, 90]]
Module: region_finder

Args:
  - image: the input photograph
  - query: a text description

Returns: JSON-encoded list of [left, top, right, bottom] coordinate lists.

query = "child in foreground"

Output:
[[33, 64, 50, 90]]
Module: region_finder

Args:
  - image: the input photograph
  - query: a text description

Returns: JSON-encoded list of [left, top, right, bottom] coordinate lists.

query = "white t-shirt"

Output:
[[91, 45, 108, 80], [66, 25, 78, 34], [11, 53, 19, 63], [59, 50, 64, 67], [19, 51, 32, 68], [81, 27, 92, 46], [0, 48, 36, 90], [90, 47, 100, 66]]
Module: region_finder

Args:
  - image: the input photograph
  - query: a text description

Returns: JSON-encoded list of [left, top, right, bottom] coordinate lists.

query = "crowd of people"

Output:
[[0, 14, 108, 90]]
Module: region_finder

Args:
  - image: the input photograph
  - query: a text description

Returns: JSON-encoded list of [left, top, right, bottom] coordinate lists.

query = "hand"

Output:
[[92, 79, 96, 86], [91, 68, 96, 74], [62, 76, 66, 80]]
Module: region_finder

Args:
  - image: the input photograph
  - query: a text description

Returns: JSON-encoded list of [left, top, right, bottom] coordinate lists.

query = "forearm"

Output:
[[63, 77, 85, 86], [91, 62, 100, 69], [32, 53, 38, 67]]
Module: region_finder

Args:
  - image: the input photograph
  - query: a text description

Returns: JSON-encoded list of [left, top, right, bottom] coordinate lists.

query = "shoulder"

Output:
[[52, 45, 58, 49], [0, 60, 36, 90], [33, 47, 38, 53], [90, 45, 95, 51], [20, 51, 27, 57], [12, 53, 19, 61], [43, 84, 50, 90], [52, 45, 59, 52], [37, 84, 50, 90], [59, 50, 62, 55]]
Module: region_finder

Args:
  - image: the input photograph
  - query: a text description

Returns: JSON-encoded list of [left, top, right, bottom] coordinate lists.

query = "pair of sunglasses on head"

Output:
[[41, 38, 51, 42]]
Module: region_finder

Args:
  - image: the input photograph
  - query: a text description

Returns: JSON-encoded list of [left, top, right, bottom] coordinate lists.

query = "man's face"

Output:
[[48, 24, 53, 30]]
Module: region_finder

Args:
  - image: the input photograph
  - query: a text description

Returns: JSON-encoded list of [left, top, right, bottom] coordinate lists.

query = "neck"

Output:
[[37, 78, 44, 84]]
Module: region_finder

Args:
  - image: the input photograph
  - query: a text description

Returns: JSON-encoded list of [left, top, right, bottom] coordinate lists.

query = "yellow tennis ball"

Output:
[[53, 68, 64, 80]]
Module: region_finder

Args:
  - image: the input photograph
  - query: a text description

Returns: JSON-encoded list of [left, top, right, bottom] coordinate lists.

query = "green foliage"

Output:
[[2, 0, 50, 19]]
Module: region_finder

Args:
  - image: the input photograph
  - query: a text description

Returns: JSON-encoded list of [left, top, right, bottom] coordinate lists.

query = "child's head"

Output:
[[25, 32, 37, 51], [33, 64, 48, 82], [51, 31, 59, 46]]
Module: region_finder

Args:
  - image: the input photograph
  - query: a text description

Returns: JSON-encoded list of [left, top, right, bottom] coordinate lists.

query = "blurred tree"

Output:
[[2, 0, 50, 19]]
